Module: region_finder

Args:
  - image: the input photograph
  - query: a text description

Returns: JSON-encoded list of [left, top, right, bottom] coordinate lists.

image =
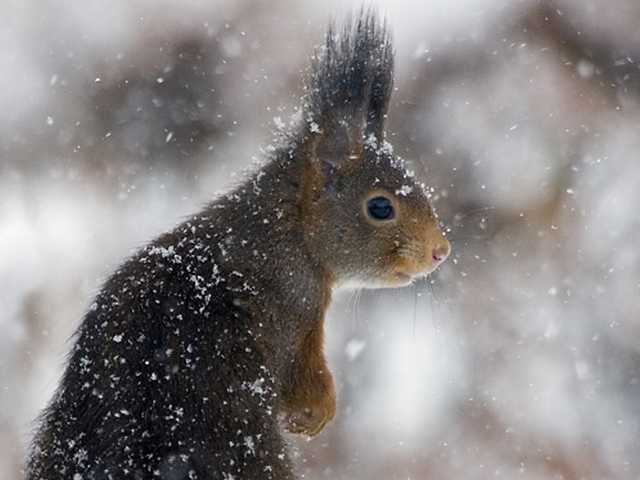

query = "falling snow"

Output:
[[3, 2, 640, 480]]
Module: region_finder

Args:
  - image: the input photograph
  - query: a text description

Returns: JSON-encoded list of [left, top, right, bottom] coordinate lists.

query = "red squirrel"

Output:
[[27, 11, 450, 480]]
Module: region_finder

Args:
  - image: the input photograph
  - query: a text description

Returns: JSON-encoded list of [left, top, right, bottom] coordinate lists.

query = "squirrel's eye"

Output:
[[367, 196, 395, 221]]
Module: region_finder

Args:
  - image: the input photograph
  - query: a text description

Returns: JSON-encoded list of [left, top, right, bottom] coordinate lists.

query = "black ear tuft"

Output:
[[305, 9, 394, 147]]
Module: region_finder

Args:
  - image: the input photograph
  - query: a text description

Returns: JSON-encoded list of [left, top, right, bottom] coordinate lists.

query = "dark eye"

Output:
[[367, 196, 395, 221]]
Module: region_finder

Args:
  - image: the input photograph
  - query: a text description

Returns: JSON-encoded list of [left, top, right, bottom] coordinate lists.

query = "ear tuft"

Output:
[[304, 9, 394, 154]]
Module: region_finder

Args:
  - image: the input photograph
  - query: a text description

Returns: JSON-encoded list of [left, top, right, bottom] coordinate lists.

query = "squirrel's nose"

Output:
[[431, 242, 451, 263]]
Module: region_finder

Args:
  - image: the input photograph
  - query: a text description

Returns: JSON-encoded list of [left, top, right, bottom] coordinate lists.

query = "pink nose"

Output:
[[432, 245, 450, 263]]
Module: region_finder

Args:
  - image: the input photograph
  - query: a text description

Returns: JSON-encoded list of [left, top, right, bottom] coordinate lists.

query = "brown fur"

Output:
[[26, 12, 450, 480], [281, 273, 336, 435]]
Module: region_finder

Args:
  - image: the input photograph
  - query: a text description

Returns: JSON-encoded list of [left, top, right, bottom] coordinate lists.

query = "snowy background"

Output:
[[2, 0, 640, 478]]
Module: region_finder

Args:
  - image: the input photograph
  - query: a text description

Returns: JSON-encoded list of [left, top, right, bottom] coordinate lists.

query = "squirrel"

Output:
[[26, 10, 450, 480]]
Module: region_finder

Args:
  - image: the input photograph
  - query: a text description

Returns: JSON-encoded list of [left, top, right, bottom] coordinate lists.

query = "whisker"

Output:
[[423, 277, 441, 344], [398, 251, 423, 261], [447, 206, 496, 235], [451, 206, 496, 223], [353, 288, 363, 331], [412, 280, 418, 338], [397, 245, 426, 258], [348, 288, 359, 332]]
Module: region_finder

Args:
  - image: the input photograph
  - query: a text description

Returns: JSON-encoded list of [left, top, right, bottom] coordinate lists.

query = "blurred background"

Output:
[[1, 0, 639, 478]]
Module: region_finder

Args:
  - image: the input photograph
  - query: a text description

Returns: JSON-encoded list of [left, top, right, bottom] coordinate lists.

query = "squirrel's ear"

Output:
[[301, 10, 393, 172], [311, 118, 365, 171]]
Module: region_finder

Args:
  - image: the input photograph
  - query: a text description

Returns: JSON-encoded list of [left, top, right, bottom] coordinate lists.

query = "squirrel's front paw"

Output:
[[282, 371, 336, 437], [284, 393, 336, 437]]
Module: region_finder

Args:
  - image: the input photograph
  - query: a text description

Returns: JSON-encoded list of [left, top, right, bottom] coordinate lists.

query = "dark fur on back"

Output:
[[27, 154, 321, 479], [306, 9, 394, 141], [26, 11, 400, 480]]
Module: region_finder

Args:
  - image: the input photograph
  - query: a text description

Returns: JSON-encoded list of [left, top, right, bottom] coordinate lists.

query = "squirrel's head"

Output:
[[298, 12, 450, 289]]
